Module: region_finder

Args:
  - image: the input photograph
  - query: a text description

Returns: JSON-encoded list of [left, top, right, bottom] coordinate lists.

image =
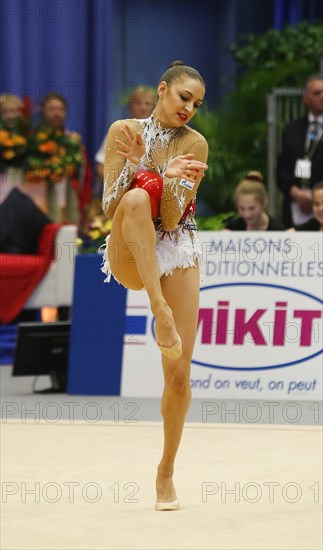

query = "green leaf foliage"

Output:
[[230, 22, 323, 72], [195, 212, 236, 230]]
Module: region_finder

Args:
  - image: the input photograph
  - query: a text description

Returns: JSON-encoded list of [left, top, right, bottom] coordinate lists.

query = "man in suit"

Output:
[[276, 74, 323, 227]]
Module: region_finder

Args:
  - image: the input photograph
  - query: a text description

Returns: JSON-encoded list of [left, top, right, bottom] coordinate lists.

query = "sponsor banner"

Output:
[[121, 232, 322, 400]]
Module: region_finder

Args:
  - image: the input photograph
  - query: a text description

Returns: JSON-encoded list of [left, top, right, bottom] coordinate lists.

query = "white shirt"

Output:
[[95, 135, 108, 165], [308, 112, 323, 125]]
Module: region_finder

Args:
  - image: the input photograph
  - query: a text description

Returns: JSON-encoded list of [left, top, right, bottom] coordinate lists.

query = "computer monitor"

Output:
[[12, 321, 71, 393]]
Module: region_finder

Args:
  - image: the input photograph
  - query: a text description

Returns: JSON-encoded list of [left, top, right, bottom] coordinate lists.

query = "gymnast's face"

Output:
[[312, 188, 323, 227], [156, 77, 204, 127]]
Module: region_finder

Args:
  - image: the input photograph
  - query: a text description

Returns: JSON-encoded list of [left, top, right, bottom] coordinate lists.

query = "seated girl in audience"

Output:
[[290, 182, 323, 231], [224, 171, 285, 231]]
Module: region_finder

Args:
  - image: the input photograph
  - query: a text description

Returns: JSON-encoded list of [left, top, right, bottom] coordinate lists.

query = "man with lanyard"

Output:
[[276, 74, 323, 227]]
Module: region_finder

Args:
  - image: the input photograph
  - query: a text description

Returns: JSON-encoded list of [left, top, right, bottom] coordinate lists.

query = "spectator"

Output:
[[1, 93, 43, 252], [127, 85, 158, 119], [290, 181, 323, 231], [276, 74, 323, 227], [0, 93, 23, 129], [225, 171, 285, 230], [95, 85, 157, 184], [0, 186, 50, 255], [0, 94, 28, 187], [25, 93, 93, 226]]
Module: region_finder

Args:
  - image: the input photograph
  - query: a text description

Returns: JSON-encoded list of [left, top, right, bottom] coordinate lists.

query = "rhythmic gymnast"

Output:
[[102, 60, 208, 510]]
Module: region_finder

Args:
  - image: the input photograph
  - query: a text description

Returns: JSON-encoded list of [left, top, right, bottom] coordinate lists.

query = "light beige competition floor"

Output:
[[1, 420, 322, 550]]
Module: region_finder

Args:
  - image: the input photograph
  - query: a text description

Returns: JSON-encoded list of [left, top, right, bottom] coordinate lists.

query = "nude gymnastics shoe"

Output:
[[155, 499, 180, 511], [157, 334, 182, 361]]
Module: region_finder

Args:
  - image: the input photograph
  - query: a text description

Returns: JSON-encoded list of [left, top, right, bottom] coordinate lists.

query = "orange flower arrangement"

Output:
[[0, 94, 30, 171], [25, 126, 83, 183], [38, 140, 58, 154], [0, 127, 28, 169]]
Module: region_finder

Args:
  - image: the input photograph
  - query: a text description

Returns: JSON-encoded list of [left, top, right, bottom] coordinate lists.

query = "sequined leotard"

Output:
[[101, 115, 208, 284]]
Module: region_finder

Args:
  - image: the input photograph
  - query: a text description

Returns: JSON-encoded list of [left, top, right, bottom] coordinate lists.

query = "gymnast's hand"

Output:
[[165, 154, 208, 183], [115, 123, 145, 165]]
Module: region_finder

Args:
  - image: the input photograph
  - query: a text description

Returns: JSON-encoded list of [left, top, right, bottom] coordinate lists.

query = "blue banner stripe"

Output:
[[68, 255, 127, 396], [125, 316, 147, 335]]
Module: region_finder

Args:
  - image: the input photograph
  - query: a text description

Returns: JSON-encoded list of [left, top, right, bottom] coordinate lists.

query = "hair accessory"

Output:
[[246, 171, 263, 183]]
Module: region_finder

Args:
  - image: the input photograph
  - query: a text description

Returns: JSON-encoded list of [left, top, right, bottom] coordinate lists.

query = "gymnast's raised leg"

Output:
[[107, 188, 180, 355]]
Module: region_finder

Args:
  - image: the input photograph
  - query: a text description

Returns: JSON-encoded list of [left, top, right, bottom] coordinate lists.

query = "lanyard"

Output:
[[305, 125, 323, 160]]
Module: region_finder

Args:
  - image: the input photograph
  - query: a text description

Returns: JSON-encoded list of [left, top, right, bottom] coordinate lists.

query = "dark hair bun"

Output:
[[168, 60, 185, 68], [246, 171, 263, 183]]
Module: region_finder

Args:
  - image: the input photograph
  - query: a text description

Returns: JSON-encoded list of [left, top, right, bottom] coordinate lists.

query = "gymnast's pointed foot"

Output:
[[155, 466, 180, 511]]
